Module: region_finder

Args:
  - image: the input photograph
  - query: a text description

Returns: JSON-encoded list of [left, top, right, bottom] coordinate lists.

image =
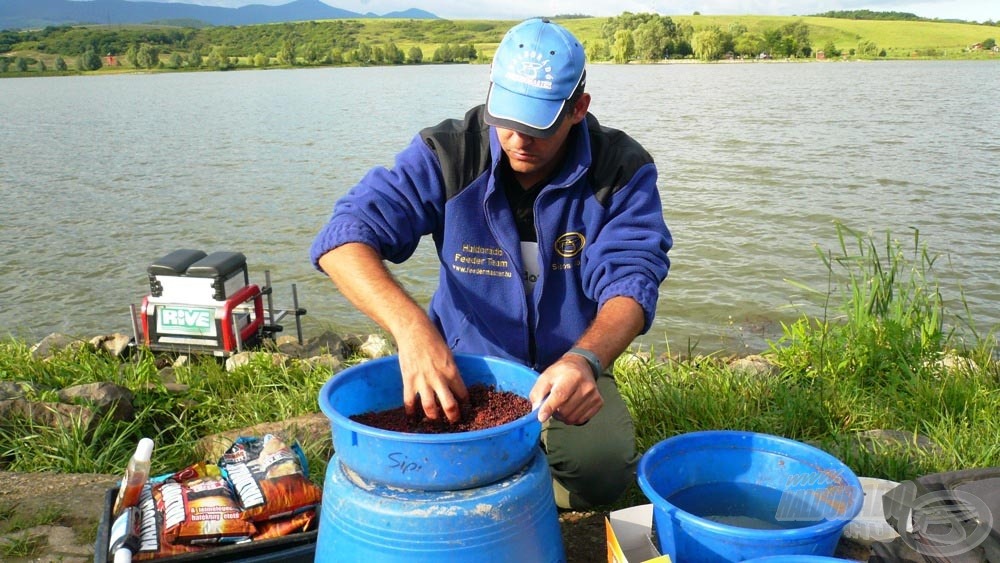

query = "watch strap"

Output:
[[565, 347, 602, 380]]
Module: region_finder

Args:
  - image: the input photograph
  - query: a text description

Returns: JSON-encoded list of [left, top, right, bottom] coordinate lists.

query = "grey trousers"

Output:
[[541, 373, 639, 510]]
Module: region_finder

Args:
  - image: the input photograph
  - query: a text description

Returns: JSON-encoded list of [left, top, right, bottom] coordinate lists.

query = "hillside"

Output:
[[1, 14, 997, 76], [0, 0, 439, 30], [671, 15, 995, 55]]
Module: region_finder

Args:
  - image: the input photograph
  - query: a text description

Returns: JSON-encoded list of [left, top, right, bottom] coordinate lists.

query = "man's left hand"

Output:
[[529, 354, 603, 425]]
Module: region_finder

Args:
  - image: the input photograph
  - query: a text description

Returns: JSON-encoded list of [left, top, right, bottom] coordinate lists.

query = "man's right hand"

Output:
[[318, 243, 469, 424], [396, 329, 469, 424]]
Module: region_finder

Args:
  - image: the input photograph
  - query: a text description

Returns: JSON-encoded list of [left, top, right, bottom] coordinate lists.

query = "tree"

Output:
[[735, 32, 765, 58], [982, 38, 996, 50], [0, 58, 8, 73], [136, 43, 159, 69], [585, 39, 609, 62], [77, 49, 102, 71], [385, 42, 404, 64], [54, 56, 67, 71], [691, 27, 727, 61], [277, 40, 296, 65], [253, 52, 268, 67], [633, 19, 668, 61], [357, 42, 372, 63], [611, 29, 634, 63], [821, 41, 842, 58], [125, 44, 139, 67], [433, 43, 454, 62], [189, 49, 203, 68], [407, 46, 423, 64], [857, 39, 879, 57]]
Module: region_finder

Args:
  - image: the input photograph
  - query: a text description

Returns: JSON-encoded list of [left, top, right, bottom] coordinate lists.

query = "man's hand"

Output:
[[396, 329, 469, 424], [318, 243, 468, 423], [529, 353, 603, 425]]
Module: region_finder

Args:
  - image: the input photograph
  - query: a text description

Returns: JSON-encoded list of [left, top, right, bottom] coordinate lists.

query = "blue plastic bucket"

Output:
[[315, 450, 565, 563], [637, 430, 864, 563], [318, 354, 541, 490]]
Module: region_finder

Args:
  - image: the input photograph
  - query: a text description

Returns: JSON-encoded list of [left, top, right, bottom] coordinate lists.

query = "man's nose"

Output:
[[509, 131, 536, 147]]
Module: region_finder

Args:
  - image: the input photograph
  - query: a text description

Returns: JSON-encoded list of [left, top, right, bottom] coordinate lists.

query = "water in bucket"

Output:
[[668, 482, 825, 530]]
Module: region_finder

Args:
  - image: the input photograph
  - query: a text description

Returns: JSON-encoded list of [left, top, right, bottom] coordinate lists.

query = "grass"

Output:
[[0, 533, 46, 558], [0, 225, 997, 513]]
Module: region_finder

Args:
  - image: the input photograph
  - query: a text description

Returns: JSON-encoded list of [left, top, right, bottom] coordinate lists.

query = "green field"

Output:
[[339, 15, 999, 62]]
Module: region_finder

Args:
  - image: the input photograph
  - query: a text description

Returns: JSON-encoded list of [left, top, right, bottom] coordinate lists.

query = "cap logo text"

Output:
[[505, 50, 554, 90]]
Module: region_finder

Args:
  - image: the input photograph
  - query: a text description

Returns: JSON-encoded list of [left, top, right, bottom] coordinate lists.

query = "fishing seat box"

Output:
[[141, 249, 263, 355], [148, 249, 250, 304], [94, 487, 317, 563]]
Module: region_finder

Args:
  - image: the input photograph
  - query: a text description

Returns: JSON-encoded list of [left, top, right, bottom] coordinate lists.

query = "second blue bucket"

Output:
[[637, 430, 864, 562]]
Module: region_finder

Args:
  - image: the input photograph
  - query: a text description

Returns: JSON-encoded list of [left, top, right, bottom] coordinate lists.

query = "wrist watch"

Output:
[[565, 346, 602, 380]]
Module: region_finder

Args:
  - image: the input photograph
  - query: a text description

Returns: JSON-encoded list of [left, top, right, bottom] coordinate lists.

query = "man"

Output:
[[311, 18, 671, 509]]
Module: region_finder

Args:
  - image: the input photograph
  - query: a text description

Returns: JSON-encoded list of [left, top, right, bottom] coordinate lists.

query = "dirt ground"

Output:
[[0, 471, 870, 562]]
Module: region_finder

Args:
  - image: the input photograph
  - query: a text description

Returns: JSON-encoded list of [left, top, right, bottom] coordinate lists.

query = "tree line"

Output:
[[592, 12, 815, 61], [812, 9, 998, 26]]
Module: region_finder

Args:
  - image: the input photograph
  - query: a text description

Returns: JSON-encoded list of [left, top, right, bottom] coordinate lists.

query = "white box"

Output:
[[606, 504, 671, 563]]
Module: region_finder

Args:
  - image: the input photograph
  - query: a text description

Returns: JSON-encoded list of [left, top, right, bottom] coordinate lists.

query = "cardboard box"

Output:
[[606, 504, 672, 563]]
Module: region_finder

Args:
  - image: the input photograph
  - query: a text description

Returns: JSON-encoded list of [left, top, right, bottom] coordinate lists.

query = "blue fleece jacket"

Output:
[[311, 106, 671, 371]]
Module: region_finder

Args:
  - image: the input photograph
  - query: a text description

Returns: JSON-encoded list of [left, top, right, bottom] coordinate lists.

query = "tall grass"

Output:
[[618, 223, 998, 489], [0, 344, 333, 483]]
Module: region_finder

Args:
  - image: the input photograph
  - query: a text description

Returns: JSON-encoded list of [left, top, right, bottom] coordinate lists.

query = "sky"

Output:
[[167, 0, 999, 22]]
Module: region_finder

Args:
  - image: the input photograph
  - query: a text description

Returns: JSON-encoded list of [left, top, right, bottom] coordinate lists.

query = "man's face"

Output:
[[496, 93, 591, 189]]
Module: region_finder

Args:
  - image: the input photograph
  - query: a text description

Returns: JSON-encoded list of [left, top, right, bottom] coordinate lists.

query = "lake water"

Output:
[[1, 61, 998, 354]]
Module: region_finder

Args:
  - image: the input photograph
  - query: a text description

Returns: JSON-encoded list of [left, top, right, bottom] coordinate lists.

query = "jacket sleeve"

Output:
[[581, 162, 672, 333], [310, 135, 446, 269]]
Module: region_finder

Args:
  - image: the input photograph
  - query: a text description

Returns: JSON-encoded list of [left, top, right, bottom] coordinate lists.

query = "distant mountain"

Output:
[[0, 0, 439, 30]]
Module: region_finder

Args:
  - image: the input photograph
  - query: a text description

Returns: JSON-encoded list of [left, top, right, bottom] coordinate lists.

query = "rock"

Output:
[[359, 334, 394, 359], [0, 380, 41, 401], [0, 399, 95, 431], [616, 351, 652, 370], [300, 354, 343, 374], [854, 429, 944, 455], [300, 330, 349, 359], [225, 352, 252, 371], [225, 351, 290, 372], [194, 412, 332, 463], [933, 351, 979, 374], [88, 333, 133, 358], [58, 382, 135, 422], [30, 333, 89, 360], [729, 354, 779, 378]]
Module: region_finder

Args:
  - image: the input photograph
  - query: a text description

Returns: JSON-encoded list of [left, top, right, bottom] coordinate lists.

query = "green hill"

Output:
[[1, 14, 997, 76]]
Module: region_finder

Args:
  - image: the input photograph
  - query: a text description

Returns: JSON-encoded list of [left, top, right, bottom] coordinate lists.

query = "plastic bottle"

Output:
[[112, 438, 154, 517], [108, 505, 141, 563]]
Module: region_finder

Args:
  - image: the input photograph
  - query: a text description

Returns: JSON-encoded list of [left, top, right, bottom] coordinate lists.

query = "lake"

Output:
[[1, 61, 998, 355]]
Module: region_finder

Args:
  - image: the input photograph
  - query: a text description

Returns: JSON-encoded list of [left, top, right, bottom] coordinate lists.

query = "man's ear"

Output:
[[570, 93, 591, 124]]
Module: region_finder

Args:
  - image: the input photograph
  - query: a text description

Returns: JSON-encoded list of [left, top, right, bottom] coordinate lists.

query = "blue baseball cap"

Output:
[[485, 18, 586, 138]]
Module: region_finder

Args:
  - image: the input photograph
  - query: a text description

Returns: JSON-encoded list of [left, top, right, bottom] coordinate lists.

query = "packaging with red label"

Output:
[[219, 434, 322, 522], [154, 472, 256, 545]]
